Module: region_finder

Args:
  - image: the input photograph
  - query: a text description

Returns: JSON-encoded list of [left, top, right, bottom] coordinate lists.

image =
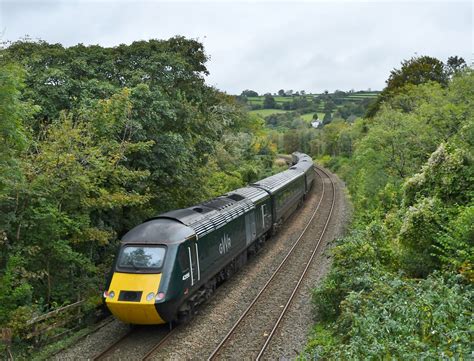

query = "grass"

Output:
[[347, 93, 379, 98], [249, 109, 288, 117], [273, 96, 296, 103], [246, 92, 379, 118], [247, 97, 263, 105], [300, 113, 315, 122], [299, 113, 327, 122], [249, 110, 326, 121], [247, 96, 313, 105]]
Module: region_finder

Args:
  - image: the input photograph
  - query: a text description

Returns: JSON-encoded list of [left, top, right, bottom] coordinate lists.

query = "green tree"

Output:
[[0, 38, 280, 346], [263, 94, 276, 109], [322, 112, 332, 125], [306, 70, 474, 359], [445, 56, 467, 77], [241, 89, 259, 97], [367, 56, 449, 117]]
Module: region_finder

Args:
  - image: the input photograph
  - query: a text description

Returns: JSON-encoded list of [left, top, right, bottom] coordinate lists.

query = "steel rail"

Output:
[[50, 316, 115, 358], [91, 327, 135, 361], [208, 167, 332, 360], [141, 326, 177, 361], [255, 166, 336, 360], [92, 324, 176, 361]]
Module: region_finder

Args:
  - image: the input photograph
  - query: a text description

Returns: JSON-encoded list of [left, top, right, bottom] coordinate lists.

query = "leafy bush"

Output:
[[308, 273, 472, 359], [312, 231, 391, 322], [436, 205, 474, 281], [306, 69, 473, 359], [398, 196, 446, 277]]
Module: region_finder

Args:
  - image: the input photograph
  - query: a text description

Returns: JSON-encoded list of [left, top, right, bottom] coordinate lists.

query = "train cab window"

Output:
[[117, 246, 166, 271], [178, 246, 190, 272]]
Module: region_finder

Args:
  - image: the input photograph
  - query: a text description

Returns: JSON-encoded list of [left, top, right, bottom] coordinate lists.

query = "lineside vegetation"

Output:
[[303, 58, 473, 358], [0, 37, 282, 354]]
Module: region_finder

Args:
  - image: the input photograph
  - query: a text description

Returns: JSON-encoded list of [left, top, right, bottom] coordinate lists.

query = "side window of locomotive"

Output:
[[178, 246, 190, 273]]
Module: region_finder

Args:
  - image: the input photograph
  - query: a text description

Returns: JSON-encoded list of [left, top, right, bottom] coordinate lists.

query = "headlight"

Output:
[[103, 290, 115, 299], [156, 292, 165, 301], [146, 292, 155, 301]]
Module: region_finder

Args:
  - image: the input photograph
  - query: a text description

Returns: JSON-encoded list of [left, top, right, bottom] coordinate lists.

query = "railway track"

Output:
[[91, 324, 176, 361], [207, 166, 336, 360], [90, 166, 335, 360]]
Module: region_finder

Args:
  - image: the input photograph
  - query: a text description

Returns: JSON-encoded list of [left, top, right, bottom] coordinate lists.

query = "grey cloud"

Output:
[[1, 1, 472, 94]]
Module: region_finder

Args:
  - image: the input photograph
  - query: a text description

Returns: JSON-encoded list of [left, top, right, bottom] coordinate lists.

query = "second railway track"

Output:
[[208, 166, 336, 360]]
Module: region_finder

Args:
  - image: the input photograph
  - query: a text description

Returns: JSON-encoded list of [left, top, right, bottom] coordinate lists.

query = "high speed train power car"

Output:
[[103, 152, 315, 324]]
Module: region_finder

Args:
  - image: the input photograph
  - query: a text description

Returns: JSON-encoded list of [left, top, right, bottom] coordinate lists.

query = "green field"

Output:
[[247, 97, 263, 105], [274, 96, 296, 103], [246, 92, 378, 120], [308, 112, 326, 121], [346, 93, 379, 98], [300, 113, 315, 122], [249, 110, 326, 121], [247, 92, 378, 106], [247, 96, 296, 105], [249, 109, 288, 117], [299, 113, 327, 122]]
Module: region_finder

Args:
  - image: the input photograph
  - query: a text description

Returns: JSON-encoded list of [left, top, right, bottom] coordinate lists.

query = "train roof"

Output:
[[227, 186, 269, 203], [121, 218, 194, 245], [251, 168, 304, 193], [291, 152, 314, 172], [156, 196, 255, 239], [294, 152, 312, 161], [123, 152, 313, 243], [292, 159, 313, 172]]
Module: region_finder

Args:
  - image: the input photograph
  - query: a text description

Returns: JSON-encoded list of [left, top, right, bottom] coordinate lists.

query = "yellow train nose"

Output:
[[105, 272, 165, 325]]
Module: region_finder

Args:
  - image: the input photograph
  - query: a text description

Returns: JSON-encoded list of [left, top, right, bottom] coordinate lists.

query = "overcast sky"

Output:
[[1, 0, 472, 94]]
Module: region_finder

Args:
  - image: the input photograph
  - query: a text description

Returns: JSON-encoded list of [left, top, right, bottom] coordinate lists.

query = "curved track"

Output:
[[208, 166, 336, 360]]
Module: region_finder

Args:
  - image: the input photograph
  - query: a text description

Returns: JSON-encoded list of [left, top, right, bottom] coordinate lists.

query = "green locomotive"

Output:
[[103, 153, 315, 324]]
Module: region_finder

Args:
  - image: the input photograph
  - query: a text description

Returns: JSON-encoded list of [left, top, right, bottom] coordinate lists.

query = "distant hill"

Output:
[[239, 90, 380, 121]]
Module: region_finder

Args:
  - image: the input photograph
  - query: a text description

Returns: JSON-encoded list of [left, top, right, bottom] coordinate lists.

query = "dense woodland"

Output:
[[0, 38, 281, 349], [0, 36, 472, 358], [304, 57, 473, 358]]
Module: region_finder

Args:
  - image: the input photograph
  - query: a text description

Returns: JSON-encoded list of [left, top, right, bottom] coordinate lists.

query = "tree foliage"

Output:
[[0, 38, 279, 348], [367, 56, 455, 117], [306, 67, 473, 358]]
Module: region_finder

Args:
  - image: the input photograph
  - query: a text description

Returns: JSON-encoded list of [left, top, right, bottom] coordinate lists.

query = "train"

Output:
[[103, 152, 315, 325]]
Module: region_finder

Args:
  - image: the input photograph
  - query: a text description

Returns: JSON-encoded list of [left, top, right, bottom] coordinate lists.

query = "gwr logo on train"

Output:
[[219, 234, 231, 255]]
